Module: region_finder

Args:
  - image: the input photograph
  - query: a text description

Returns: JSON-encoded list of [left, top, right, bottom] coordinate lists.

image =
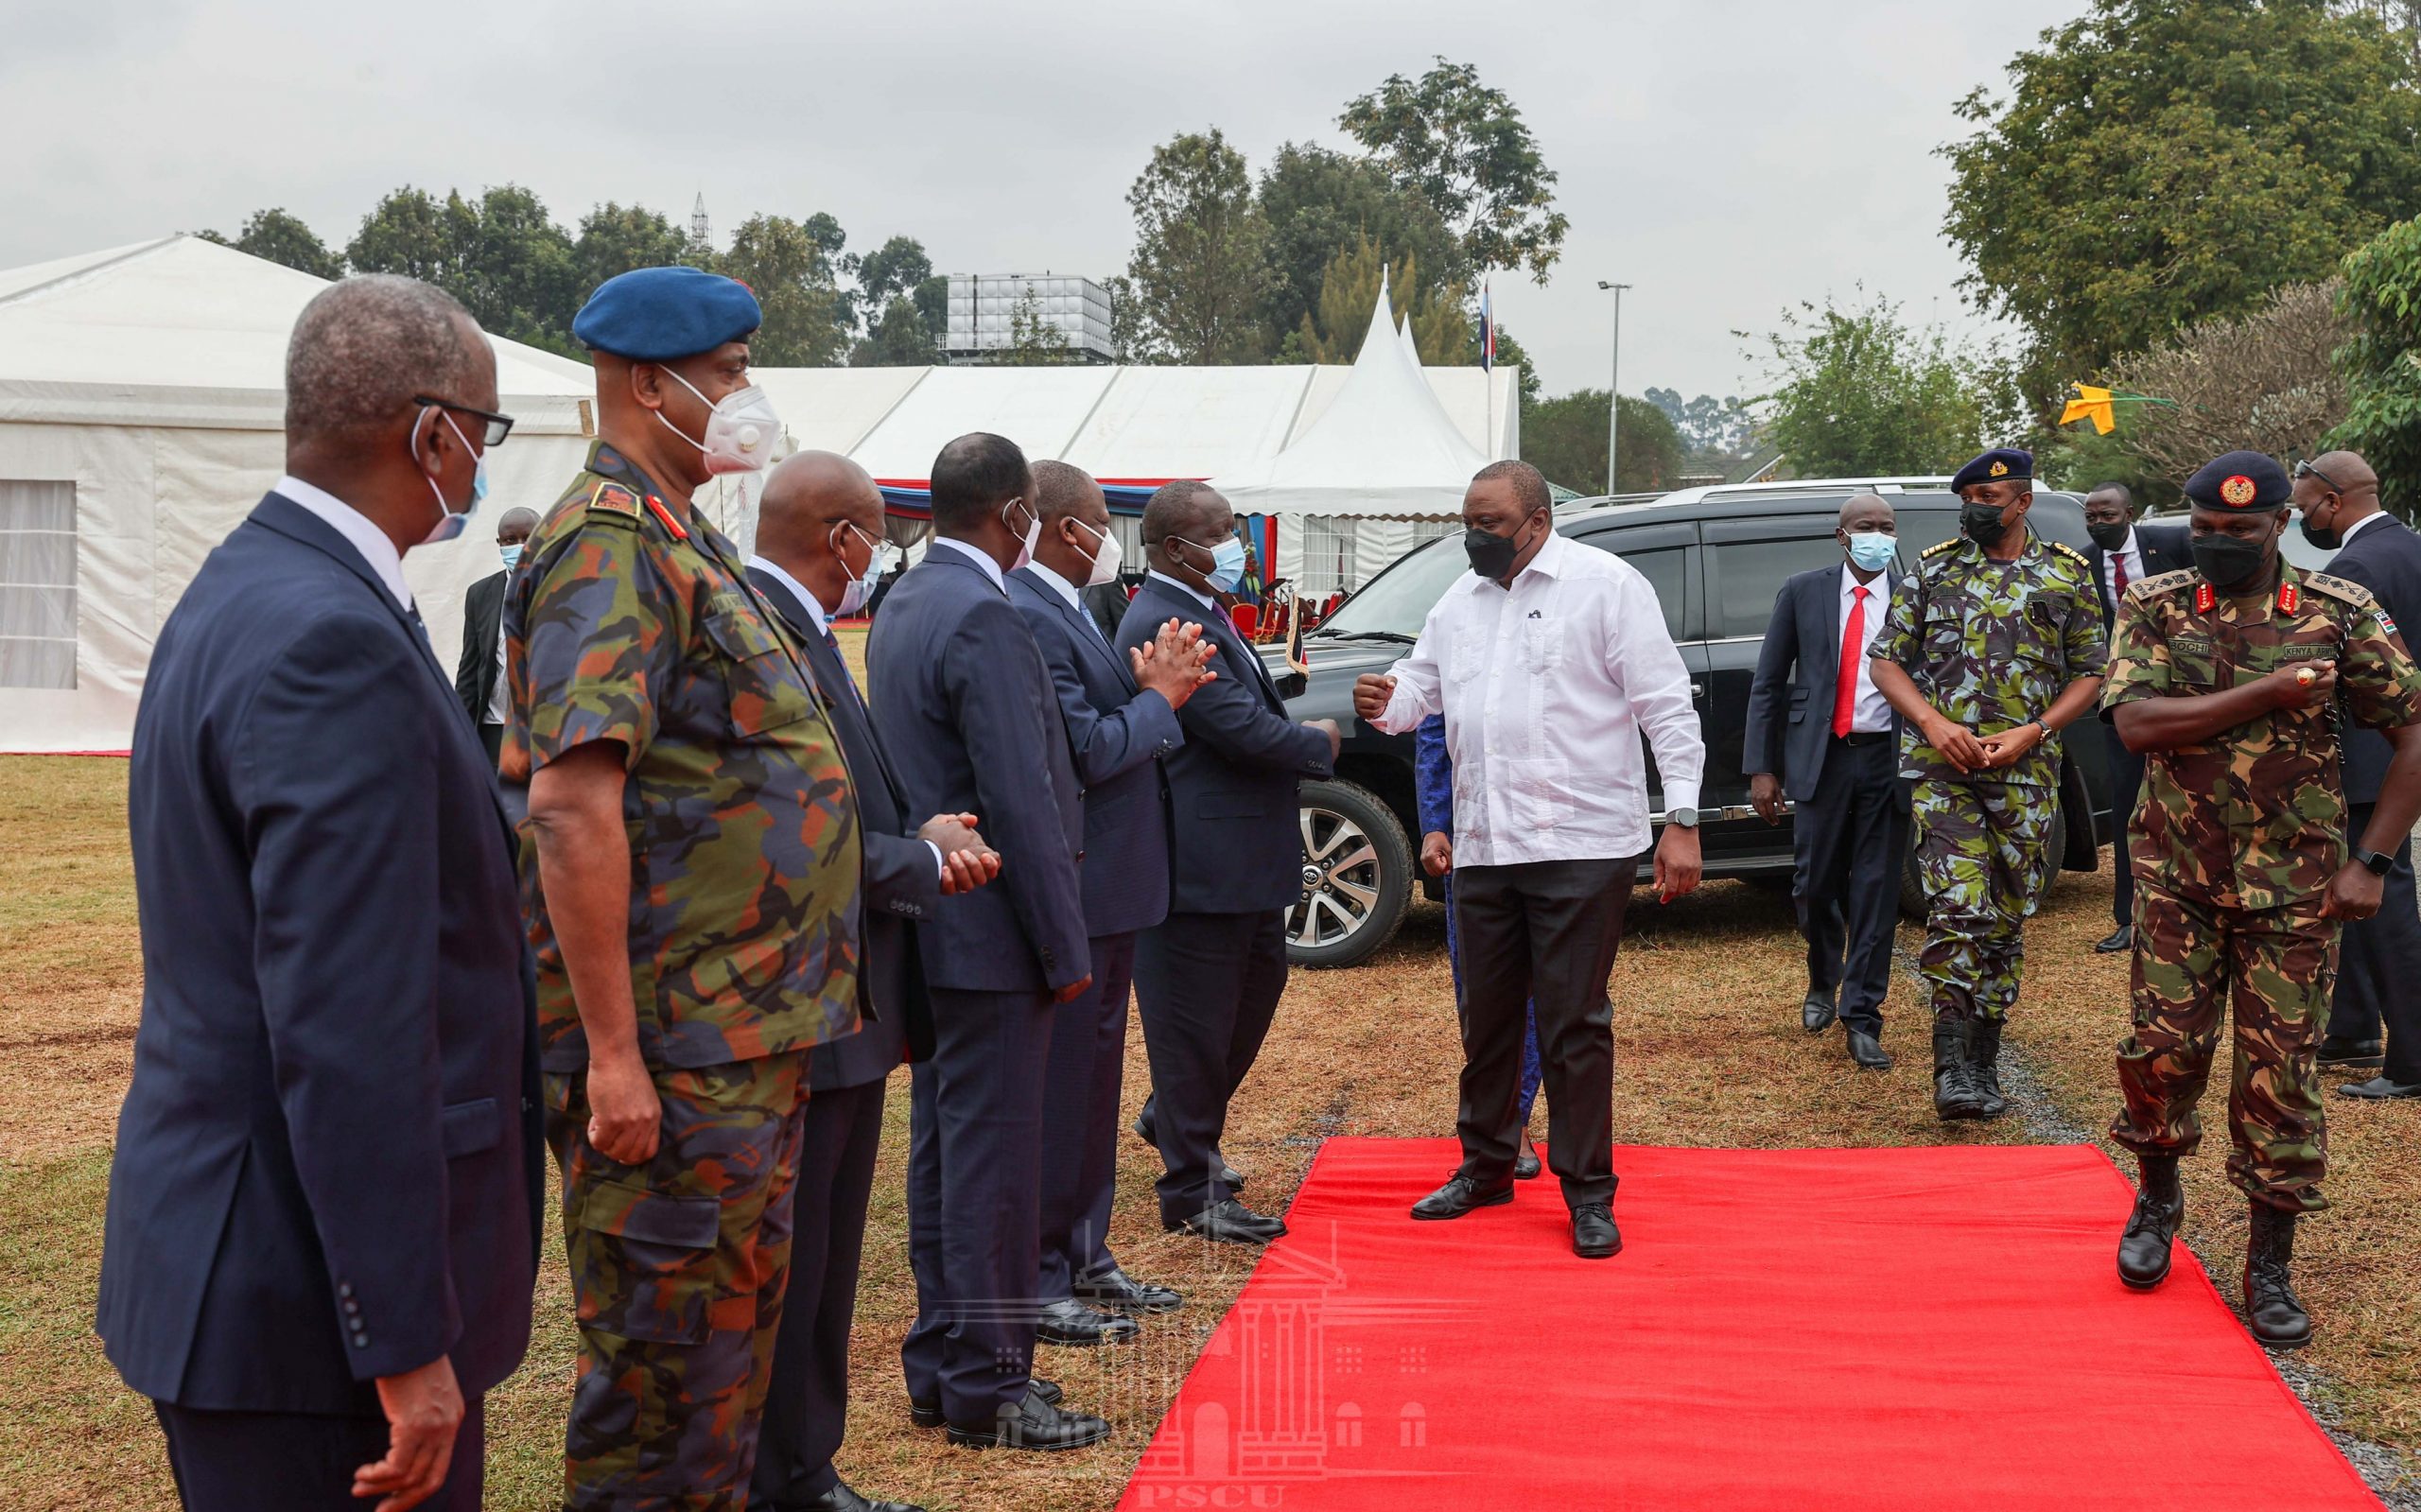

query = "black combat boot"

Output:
[[2243, 1202, 2313, 1350], [1932, 1021, 1982, 1121], [1967, 1018, 2011, 1119], [2116, 1154, 2184, 1289]]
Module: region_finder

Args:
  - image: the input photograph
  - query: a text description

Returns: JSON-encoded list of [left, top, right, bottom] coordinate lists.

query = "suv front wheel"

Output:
[[1287, 778, 1414, 970]]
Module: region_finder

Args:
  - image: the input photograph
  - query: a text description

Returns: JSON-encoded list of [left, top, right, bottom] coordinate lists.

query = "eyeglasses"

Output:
[[414, 396, 514, 447]]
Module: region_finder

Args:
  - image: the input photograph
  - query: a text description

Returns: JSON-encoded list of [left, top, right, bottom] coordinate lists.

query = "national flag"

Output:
[[1479, 280, 1495, 373]]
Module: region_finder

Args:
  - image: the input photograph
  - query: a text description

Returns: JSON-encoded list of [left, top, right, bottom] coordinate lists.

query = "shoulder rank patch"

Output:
[[1923, 538, 1961, 559], [2125, 567, 2198, 601], [2303, 571, 2377, 610], [2048, 540, 2091, 570], [584, 479, 643, 524]]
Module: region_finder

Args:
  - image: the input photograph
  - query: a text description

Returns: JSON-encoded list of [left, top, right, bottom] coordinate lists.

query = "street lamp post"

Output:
[[1597, 280, 1631, 495]]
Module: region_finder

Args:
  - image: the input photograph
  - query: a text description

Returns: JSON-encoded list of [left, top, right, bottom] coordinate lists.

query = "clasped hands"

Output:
[[1922, 714, 2043, 773]]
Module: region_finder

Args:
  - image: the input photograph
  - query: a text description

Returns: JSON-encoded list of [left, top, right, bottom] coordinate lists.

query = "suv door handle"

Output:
[[1689, 682, 1705, 699]]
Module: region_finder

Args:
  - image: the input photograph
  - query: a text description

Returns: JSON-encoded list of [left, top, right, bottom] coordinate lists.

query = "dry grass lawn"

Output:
[[3, 715, 2414, 1507]]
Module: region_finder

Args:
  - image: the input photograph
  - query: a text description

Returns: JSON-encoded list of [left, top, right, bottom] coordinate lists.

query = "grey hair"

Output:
[[285, 275, 482, 448], [1474, 459, 1552, 514]]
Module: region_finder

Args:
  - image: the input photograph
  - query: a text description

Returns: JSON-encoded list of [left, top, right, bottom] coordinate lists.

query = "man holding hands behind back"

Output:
[[1356, 461, 1705, 1260]]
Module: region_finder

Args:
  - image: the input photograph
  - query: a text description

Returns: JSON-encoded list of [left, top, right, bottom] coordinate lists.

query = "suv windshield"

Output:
[[1312, 532, 1469, 640]]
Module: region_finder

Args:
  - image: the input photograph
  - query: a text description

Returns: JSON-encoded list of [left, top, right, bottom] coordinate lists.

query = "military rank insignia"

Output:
[[2195, 582, 2217, 614], [1989, 459, 2009, 478], [2221, 474, 2257, 507], [2278, 582, 2299, 615]]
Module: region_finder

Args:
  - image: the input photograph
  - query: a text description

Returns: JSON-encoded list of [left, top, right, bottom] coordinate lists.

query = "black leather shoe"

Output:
[[911, 1378, 1059, 1429], [2094, 925, 2134, 954], [1132, 1108, 1156, 1145], [1170, 1198, 1286, 1244], [2317, 1035, 2385, 1069], [789, 1481, 929, 1512], [2243, 1203, 2313, 1350], [947, 1392, 1112, 1451], [1410, 1173, 1514, 1221], [1514, 1146, 1542, 1180], [1802, 992, 1838, 1034], [1932, 1023, 1983, 1120], [1036, 1296, 1140, 1347], [2116, 1154, 2184, 1290], [1846, 1028, 1892, 1069], [1073, 1265, 1183, 1314], [2337, 1074, 2421, 1099], [1967, 1019, 2010, 1119], [1571, 1202, 1622, 1259]]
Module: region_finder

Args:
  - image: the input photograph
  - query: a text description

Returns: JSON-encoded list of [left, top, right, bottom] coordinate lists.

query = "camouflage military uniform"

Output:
[[1872, 530, 2106, 1021], [2102, 564, 2421, 1213], [503, 440, 862, 1510]]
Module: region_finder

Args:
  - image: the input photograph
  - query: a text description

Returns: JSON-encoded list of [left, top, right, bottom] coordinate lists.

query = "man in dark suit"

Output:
[[2083, 482, 2194, 953], [97, 275, 540, 1512], [1744, 494, 1910, 1069], [1009, 461, 1212, 1347], [2294, 451, 2421, 1098], [866, 432, 1111, 1452], [1116, 482, 1340, 1244], [746, 451, 1001, 1512], [451, 505, 538, 764]]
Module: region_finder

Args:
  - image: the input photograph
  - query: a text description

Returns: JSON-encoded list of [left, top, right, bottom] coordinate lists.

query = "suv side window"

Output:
[[1570, 521, 1698, 641], [1702, 517, 1845, 639]]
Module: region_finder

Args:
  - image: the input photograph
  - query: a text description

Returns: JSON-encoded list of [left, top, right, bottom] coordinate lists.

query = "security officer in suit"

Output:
[[451, 505, 537, 765], [2294, 449, 2421, 1097], [1744, 493, 1910, 1069], [99, 275, 540, 1512], [746, 450, 1004, 1512], [867, 432, 1110, 1452], [1008, 461, 1212, 1347], [2082, 482, 2194, 953], [1117, 481, 1340, 1244]]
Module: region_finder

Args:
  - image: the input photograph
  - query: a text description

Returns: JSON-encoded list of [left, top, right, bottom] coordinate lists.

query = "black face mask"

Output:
[[1960, 504, 2011, 547], [2087, 520, 2131, 552], [2300, 510, 2343, 551], [1464, 522, 1523, 581], [2192, 533, 2270, 590]]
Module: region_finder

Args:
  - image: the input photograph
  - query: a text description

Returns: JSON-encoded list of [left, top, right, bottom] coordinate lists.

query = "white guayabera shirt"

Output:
[[1372, 529, 1704, 867]]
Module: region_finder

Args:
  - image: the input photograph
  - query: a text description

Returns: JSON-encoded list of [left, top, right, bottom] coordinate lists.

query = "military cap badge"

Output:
[[2221, 475, 2256, 507], [1989, 460, 2009, 478]]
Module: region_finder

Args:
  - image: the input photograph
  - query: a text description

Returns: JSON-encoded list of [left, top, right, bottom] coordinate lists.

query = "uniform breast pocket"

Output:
[[1520, 617, 1565, 673], [700, 607, 814, 739], [2169, 636, 2218, 688]]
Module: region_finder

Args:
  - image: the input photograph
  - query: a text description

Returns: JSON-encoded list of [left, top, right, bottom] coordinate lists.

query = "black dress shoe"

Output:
[[789, 1481, 929, 1512], [1802, 992, 1838, 1034], [2337, 1074, 2421, 1099], [1036, 1296, 1141, 1347], [1409, 1173, 1514, 1221], [1845, 1028, 1892, 1069], [1170, 1198, 1286, 1244], [1073, 1265, 1183, 1314], [2094, 925, 2134, 954], [1514, 1146, 1542, 1180], [910, 1378, 1060, 1429], [1571, 1202, 1622, 1259], [2318, 1036, 2386, 1069], [948, 1392, 1112, 1451]]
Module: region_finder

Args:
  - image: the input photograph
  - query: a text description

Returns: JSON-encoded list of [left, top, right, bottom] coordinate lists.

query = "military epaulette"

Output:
[[2126, 567, 2197, 601], [2048, 540, 2091, 571], [1922, 538, 1961, 559], [2302, 571, 2377, 610], [583, 479, 644, 524]]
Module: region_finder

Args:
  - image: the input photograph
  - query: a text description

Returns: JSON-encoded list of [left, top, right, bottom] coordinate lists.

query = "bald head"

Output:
[[496, 506, 540, 547], [758, 450, 888, 616], [1838, 493, 1894, 531], [2291, 448, 2382, 535], [1142, 480, 1233, 588]]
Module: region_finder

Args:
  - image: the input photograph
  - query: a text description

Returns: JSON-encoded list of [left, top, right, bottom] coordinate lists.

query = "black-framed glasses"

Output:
[[414, 395, 514, 447]]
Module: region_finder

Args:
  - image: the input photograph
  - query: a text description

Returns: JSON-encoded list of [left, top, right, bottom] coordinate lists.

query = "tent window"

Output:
[[1299, 516, 1359, 600], [0, 481, 76, 690]]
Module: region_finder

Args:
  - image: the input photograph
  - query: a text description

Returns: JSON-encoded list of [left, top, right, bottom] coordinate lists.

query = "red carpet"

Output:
[[1119, 1138, 2379, 1510]]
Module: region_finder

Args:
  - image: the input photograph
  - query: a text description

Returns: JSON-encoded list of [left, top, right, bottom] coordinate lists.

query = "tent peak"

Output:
[[0, 235, 184, 312]]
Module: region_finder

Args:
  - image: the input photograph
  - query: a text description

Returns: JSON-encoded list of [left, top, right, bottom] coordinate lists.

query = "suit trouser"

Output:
[[153, 1395, 484, 1512], [1135, 909, 1288, 1225], [1037, 931, 1137, 1299], [750, 1075, 888, 1507], [900, 985, 1054, 1428], [2104, 722, 2146, 930], [1443, 871, 1543, 1125], [1452, 857, 1632, 1209], [1793, 734, 1910, 1036], [2326, 802, 2421, 1079]]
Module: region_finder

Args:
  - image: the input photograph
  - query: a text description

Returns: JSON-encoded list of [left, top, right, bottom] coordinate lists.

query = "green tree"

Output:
[[2328, 215, 2421, 517], [721, 214, 850, 366], [1287, 235, 1468, 364], [345, 186, 465, 286], [1123, 130, 1273, 363], [1523, 390, 1684, 495], [844, 235, 940, 355], [346, 184, 581, 354], [1256, 142, 1454, 354], [851, 297, 941, 366], [574, 202, 697, 298], [1942, 0, 2421, 393], [990, 286, 1078, 367], [1490, 324, 1543, 408], [1750, 290, 1996, 478], [198, 207, 343, 280], [1338, 57, 1569, 287]]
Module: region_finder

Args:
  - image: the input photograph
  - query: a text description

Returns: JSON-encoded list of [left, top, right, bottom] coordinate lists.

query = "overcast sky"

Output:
[[3, 0, 2080, 403]]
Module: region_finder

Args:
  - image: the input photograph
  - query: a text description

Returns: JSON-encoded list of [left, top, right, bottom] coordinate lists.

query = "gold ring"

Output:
[[2297, 667, 2317, 686]]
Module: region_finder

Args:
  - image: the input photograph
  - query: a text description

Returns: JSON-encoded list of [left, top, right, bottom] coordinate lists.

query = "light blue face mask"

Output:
[[1844, 530, 1896, 573], [417, 409, 489, 545], [499, 543, 524, 571], [1179, 533, 1249, 594]]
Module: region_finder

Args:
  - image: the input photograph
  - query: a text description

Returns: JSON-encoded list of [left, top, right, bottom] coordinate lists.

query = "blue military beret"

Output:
[[2183, 450, 2290, 511], [1950, 447, 2033, 492], [571, 266, 762, 361]]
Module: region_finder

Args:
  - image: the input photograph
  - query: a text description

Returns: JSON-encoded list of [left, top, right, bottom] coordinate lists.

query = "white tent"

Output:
[[1212, 279, 1498, 596], [0, 235, 597, 753]]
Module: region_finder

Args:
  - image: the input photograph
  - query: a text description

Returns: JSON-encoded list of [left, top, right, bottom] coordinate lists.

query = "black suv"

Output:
[[1273, 481, 2116, 968]]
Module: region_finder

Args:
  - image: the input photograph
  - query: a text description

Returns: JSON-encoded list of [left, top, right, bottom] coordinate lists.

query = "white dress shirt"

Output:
[[932, 536, 1007, 594], [1373, 529, 1704, 866], [2337, 510, 2391, 552], [746, 554, 830, 627], [1838, 565, 1893, 735], [1026, 559, 1089, 615], [1147, 568, 1220, 617], [485, 598, 511, 724], [273, 474, 412, 613], [2099, 526, 2144, 606]]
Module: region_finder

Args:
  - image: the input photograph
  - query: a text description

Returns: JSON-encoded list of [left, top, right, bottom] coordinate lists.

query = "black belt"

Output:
[[1831, 730, 1892, 746]]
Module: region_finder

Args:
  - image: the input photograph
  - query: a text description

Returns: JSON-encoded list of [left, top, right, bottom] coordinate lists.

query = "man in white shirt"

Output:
[[1353, 461, 1705, 1260]]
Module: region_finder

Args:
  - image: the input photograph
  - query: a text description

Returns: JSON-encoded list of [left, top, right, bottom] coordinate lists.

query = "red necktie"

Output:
[[2114, 551, 2131, 594], [1834, 585, 1869, 738]]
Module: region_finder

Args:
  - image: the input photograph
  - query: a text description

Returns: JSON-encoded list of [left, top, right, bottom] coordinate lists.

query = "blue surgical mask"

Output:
[[1844, 531, 1896, 573], [499, 543, 523, 571], [417, 409, 488, 545], [1179, 533, 1249, 594]]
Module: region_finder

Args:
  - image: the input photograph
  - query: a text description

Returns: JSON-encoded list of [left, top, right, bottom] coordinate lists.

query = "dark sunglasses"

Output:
[[414, 395, 514, 447], [2292, 458, 2377, 496]]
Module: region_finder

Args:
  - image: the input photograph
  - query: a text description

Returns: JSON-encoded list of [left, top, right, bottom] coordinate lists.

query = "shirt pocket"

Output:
[[1449, 626, 1488, 683], [699, 600, 815, 740], [2168, 635, 2218, 688], [1501, 755, 1573, 834], [1520, 617, 1565, 674]]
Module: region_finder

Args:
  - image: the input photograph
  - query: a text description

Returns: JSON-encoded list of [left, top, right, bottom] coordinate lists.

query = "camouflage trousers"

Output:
[[2111, 886, 2334, 1214], [1910, 775, 2058, 1022], [545, 1051, 808, 1511]]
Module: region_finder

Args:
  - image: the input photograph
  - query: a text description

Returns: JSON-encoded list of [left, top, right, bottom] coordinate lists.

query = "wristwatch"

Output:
[[1665, 807, 1702, 828], [2354, 846, 2395, 878]]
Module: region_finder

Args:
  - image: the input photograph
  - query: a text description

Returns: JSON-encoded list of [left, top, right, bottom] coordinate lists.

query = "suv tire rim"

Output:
[[1291, 805, 1382, 950]]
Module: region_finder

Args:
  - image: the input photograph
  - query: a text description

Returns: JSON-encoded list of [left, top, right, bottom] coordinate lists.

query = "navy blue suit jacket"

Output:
[[1743, 564, 1903, 804], [98, 492, 541, 1412], [865, 546, 1089, 994], [2087, 524, 2193, 633], [749, 567, 935, 1086], [1114, 575, 1333, 915], [1007, 566, 1183, 939], [2324, 515, 2421, 804]]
